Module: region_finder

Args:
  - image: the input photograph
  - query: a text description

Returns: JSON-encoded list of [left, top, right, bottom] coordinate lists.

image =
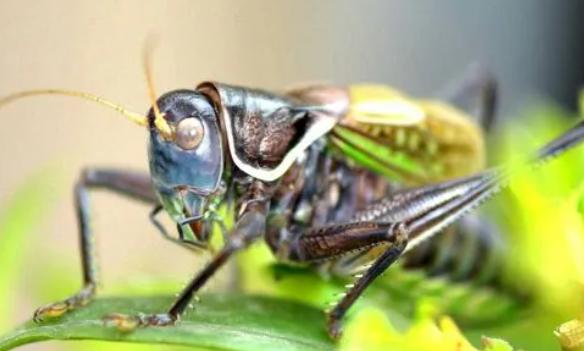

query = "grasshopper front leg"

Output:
[[104, 181, 270, 330], [33, 168, 157, 322]]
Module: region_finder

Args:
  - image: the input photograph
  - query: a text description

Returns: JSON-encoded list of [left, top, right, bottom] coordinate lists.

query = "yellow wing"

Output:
[[346, 84, 425, 126], [334, 84, 486, 182]]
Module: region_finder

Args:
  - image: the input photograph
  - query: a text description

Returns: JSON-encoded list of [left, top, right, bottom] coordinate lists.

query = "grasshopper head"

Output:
[[147, 90, 224, 222]]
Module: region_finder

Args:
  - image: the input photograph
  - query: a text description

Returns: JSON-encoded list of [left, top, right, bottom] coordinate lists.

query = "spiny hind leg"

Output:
[[326, 245, 406, 339], [399, 211, 505, 284], [33, 168, 156, 322], [268, 220, 409, 339]]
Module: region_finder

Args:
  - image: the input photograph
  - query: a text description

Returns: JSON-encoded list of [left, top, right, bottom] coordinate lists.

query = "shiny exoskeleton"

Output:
[[4, 66, 584, 340]]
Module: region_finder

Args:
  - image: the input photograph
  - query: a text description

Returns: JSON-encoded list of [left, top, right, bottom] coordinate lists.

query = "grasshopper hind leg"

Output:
[[268, 220, 410, 339], [33, 168, 157, 323], [401, 212, 506, 284]]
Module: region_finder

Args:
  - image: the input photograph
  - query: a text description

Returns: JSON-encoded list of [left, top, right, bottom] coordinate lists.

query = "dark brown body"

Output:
[[266, 141, 505, 283], [196, 82, 500, 283]]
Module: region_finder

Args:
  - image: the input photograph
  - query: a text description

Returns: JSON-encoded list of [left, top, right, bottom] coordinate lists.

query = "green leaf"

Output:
[[0, 295, 335, 351]]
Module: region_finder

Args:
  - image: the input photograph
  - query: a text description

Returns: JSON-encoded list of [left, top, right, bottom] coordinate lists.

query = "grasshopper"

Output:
[[0, 63, 581, 339]]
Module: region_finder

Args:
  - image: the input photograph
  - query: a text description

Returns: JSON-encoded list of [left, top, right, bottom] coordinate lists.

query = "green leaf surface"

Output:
[[0, 295, 335, 351]]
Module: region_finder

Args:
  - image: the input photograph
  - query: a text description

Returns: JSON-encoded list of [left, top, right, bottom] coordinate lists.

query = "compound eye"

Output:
[[175, 117, 204, 150]]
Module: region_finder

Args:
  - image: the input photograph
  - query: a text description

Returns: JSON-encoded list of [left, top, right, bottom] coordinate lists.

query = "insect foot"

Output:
[[33, 283, 95, 323], [326, 311, 344, 340], [103, 313, 176, 332]]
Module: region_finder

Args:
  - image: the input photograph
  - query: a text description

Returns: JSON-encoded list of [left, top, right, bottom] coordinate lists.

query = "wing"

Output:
[[332, 84, 486, 184], [345, 84, 425, 126]]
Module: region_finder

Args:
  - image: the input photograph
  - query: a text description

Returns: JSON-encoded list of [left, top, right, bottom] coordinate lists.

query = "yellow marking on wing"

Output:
[[418, 99, 486, 174], [339, 85, 486, 180], [346, 84, 425, 126]]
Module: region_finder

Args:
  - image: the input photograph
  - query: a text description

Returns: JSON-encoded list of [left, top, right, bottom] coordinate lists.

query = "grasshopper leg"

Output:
[[326, 227, 408, 339], [271, 221, 409, 339], [104, 191, 268, 330], [441, 63, 498, 131], [33, 168, 156, 323], [149, 205, 208, 252]]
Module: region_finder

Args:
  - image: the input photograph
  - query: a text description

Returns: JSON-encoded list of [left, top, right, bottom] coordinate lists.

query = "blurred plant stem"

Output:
[[0, 167, 62, 333]]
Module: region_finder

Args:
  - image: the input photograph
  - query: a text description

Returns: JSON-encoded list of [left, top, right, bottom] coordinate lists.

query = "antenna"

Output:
[[0, 88, 149, 127], [143, 41, 173, 139]]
